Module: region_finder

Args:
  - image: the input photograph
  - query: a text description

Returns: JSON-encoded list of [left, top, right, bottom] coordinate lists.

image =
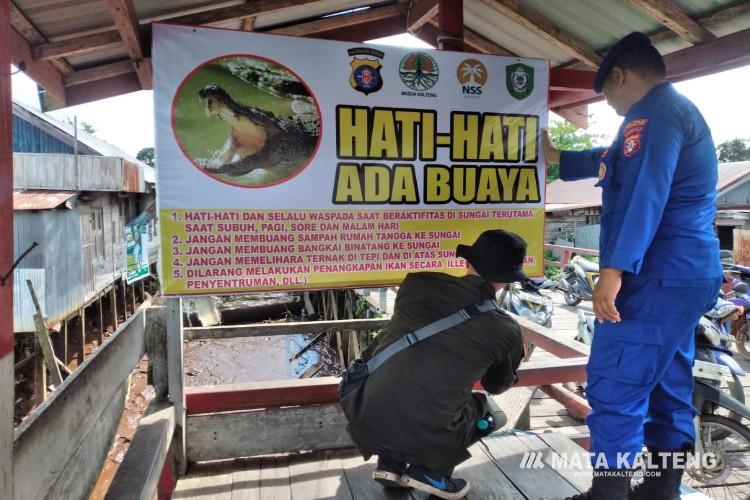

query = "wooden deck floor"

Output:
[[173, 431, 592, 500]]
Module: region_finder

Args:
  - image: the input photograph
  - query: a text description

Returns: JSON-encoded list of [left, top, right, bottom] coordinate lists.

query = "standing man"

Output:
[[543, 33, 722, 500], [340, 230, 526, 500]]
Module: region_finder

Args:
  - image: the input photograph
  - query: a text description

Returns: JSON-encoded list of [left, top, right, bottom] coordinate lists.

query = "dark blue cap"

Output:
[[594, 32, 653, 93]]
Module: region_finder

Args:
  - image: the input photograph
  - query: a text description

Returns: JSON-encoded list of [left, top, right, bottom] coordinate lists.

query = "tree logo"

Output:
[[457, 59, 487, 97], [399, 52, 439, 92], [506, 63, 534, 100]]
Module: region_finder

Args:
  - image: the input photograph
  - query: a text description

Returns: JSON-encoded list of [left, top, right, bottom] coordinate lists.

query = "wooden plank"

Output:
[[475, 0, 602, 67], [186, 357, 585, 416], [628, 0, 715, 45], [270, 3, 407, 37], [34, 29, 122, 61], [338, 452, 412, 500], [288, 451, 353, 500], [169, 0, 321, 27], [111, 285, 118, 329], [9, 2, 73, 73], [27, 279, 62, 385], [541, 383, 591, 421], [462, 26, 515, 56], [259, 456, 291, 500], [174, 461, 234, 500], [535, 432, 593, 490], [98, 295, 104, 344], [186, 404, 352, 462], [492, 386, 535, 430], [480, 433, 579, 498], [186, 318, 389, 341], [0, 3, 13, 496], [517, 315, 591, 358], [664, 27, 750, 82], [63, 60, 134, 87], [105, 0, 151, 89], [10, 26, 65, 105], [452, 443, 525, 499], [231, 458, 261, 500], [13, 307, 146, 500], [437, 0, 463, 51], [167, 298, 187, 475], [515, 433, 588, 493], [79, 307, 86, 364], [407, 0, 438, 32], [105, 402, 176, 500], [146, 306, 168, 399], [33, 344, 46, 404]]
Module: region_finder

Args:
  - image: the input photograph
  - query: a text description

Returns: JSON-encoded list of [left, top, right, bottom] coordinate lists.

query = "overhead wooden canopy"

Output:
[[7, 0, 750, 128]]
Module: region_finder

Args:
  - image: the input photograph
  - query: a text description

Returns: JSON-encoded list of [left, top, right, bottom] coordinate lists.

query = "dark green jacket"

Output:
[[345, 272, 524, 473]]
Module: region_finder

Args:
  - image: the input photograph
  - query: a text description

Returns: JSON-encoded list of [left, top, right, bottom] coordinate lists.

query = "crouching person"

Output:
[[338, 230, 526, 499]]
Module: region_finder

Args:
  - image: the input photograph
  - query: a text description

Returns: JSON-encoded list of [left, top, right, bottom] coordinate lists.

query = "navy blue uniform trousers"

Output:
[[586, 276, 721, 468]]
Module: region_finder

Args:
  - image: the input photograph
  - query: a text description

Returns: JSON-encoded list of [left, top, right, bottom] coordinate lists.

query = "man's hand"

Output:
[[593, 268, 622, 323], [541, 129, 561, 165]]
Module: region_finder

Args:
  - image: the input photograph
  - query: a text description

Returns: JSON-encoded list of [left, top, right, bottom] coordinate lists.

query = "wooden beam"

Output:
[[550, 68, 595, 91], [0, 6, 10, 484], [268, 3, 407, 37], [63, 60, 134, 87], [65, 72, 140, 107], [166, 299, 186, 475], [185, 317, 389, 341], [185, 357, 588, 415], [33, 30, 122, 61], [407, 0, 438, 32], [241, 16, 256, 32], [664, 26, 750, 82], [476, 0, 602, 67], [26, 280, 63, 386], [463, 26, 515, 56], [9, 3, 73, 73], [168, 0, 322, 27], [437, 0, 463, 51], [10, 27, 65, 105], [105, 0, 152, 89], [628, 0, 715, 45]]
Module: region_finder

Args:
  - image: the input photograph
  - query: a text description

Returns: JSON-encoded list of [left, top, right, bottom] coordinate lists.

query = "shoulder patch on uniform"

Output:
[[623, 119, 647, 158]]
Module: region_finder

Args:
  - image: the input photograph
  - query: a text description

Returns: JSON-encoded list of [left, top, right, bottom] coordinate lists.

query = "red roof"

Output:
[[13, 190, 77, 211]]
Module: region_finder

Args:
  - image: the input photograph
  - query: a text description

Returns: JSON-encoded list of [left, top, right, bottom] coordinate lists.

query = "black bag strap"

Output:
[[365, 299, 499, 374]]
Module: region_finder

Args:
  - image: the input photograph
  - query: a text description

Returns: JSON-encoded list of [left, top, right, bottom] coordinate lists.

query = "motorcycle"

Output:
[[557, 255, 599, 306], [724, 278, 750, 361], [498, 278, 555, 328], [575, 303, 750, 499]]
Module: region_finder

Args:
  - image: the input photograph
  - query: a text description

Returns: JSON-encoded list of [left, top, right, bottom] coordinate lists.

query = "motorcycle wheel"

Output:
[[705, 374, 747, 441], [684, 414, 750, 499], [735, 321, 750, 361], [563, 291, 582, 306]]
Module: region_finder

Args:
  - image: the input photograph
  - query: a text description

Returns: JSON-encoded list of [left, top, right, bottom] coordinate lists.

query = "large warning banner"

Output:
[[154, 24, 548, 296]]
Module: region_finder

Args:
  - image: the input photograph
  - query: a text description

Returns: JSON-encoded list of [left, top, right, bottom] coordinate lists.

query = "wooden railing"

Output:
[[544, 243, 599, 268]]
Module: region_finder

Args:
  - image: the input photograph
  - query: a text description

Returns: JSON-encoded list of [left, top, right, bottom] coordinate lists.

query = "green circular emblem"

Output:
[[399, 52, 439, 91]]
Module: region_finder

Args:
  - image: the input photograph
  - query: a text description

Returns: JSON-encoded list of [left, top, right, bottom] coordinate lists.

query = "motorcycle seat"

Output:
[[576, 258, 599, 273]]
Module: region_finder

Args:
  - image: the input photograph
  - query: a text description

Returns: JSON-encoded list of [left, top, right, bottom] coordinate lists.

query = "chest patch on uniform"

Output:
[[598, 162, 607, 180], [623, 119, 647, 158]]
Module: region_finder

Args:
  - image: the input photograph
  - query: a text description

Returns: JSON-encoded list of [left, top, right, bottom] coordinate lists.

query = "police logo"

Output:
[[399, 52, 439, 91], [348, 48, 384, 95], [506, 63, 534, 100], [457, 59, 487, 97], [624, 137, 641, 157]]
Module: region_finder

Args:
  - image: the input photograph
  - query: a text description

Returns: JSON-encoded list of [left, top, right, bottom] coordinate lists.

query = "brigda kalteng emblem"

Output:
[[506, 63, 534, 100], [623, 119, 648, 157], [348, 47, 384, 95]]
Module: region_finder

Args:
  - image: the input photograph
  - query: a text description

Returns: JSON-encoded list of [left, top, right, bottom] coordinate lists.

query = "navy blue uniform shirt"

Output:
[[560, 82, 721, 279]]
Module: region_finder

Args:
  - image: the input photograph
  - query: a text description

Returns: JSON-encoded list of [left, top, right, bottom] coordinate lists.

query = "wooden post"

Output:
[[131, 281, 136, 312], [121, 280, 128, 319], [437, 0, 464, 51], [33, 346, 46, 405], [63, 319, 68, 364], [166, 298, 186, 475], [0, 1, 15, 496], [26, 280, 63, 386], [79, 308, 86, 364], [110, 286, 118, 330], [98, 294, 104, 344], [140, 279, 145, 302]]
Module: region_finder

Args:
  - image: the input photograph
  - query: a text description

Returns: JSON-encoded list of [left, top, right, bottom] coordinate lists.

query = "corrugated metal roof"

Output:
[[13, 190, 77, 211], [546, 161, 750, 210]]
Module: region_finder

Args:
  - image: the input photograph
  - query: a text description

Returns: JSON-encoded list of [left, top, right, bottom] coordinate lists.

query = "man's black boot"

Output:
[[630, 447, 688, 500], [563, 469, 633, 500]]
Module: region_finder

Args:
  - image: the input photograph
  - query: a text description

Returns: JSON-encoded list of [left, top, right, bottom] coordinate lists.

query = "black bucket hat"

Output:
[[456, 229, 528, 283]]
